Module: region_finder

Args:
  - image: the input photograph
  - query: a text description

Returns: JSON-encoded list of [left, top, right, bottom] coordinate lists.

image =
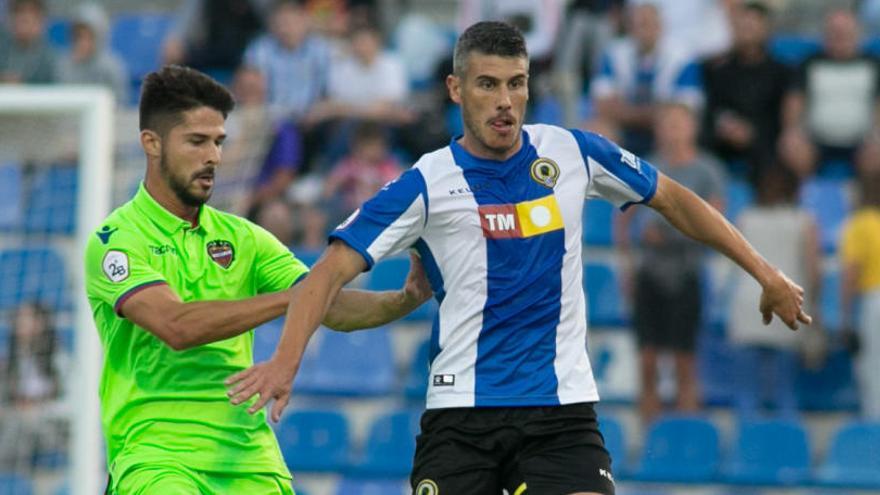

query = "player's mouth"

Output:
[[488, 115, 515, 136], [194, 171, 215, 188]]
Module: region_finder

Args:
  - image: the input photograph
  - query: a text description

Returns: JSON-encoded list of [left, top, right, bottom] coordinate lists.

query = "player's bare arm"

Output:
[[225, 240, 369, 422], [119, 284, 293, 350], [325, 251, 432, 331], [119, 253, 430, 350], [648, 173, 812, 330]]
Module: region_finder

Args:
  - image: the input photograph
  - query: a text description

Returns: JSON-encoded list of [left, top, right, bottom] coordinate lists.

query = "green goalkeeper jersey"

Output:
[[84, 183, 309, 480]]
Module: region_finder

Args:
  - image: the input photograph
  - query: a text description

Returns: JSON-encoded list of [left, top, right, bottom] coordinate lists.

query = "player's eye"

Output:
[[478, 80, 495, 90]]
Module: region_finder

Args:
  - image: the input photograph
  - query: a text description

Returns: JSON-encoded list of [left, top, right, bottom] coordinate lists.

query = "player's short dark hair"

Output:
[[139, 65, 235, 135], [453, 21, 528, 77]]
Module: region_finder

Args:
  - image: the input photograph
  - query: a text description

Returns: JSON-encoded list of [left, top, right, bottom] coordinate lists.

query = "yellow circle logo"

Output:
[[415, 479, 439, 495]]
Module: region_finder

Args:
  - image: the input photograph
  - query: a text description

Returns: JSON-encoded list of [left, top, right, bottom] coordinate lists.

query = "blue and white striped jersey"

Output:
[[331, 124, 659, 409]]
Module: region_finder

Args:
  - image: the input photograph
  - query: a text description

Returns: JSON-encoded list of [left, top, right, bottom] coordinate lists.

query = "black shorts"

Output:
[[411, 403, 615, 495], [633, 269, 702, 352]]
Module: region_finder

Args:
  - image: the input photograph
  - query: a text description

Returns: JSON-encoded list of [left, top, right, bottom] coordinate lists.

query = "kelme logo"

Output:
[[206, 240, 235, 269]]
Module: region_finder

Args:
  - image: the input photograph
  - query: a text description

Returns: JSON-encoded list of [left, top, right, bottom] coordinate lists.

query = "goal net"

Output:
[[0, 86, 273, 495]]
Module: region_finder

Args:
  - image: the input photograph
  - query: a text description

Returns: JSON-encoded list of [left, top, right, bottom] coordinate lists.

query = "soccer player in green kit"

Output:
[[84, 66, 432, 494]]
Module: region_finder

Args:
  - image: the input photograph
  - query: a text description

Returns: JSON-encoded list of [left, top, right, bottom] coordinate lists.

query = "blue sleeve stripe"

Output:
[[329, 230, 376, 270], [620, 166, 659, 211], [576, 129, 657, 199], [569, 128, 592, 182]]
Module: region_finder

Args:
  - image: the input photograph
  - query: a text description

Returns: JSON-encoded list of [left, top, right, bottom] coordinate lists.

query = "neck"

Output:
[[144, 176, 199, 225], [458, 132, 522, 161]]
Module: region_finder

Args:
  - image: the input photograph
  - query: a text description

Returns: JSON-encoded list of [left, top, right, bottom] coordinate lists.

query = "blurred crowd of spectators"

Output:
[[2, 0, 880, 432]]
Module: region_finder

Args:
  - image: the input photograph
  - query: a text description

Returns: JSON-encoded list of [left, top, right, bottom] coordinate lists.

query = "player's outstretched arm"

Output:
[[119, 285, 292, 351], [326, 251, 432, 331], [648, 173, 812, 330], [226, 240, 368, 421]]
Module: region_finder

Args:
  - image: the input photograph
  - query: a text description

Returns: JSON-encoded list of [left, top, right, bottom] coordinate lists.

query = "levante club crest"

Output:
[[206, 240, 235, 268]]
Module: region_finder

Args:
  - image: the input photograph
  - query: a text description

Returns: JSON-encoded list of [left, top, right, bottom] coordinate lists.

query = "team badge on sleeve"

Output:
[[529, 158, 560, 188], [102, 250, 129, 283], [206, 240, 235, 268], [415, 479, 438, 495]]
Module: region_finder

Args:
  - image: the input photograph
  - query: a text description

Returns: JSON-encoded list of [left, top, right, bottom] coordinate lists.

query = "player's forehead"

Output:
[[170, 106, 226, 138], [462, 53, 529, 81]]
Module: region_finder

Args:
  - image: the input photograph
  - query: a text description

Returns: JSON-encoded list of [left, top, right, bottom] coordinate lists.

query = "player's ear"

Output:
[[140, 129, 161, 159], [446, 74, 462, 105]]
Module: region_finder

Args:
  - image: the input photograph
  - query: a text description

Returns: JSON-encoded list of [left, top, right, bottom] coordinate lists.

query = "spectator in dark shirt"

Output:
[[701, 1, 790, 184], [781, 8, 880, 178], [162, 0, 264, 78]]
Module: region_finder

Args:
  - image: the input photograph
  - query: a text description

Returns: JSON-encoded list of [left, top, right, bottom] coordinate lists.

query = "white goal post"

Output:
[[0, 86, 114, 495]]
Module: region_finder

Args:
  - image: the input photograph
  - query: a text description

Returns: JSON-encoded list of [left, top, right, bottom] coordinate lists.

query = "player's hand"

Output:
[[403, 251, 433, 307], [759, 270, 812, 330], [226, 358, 297, 422]]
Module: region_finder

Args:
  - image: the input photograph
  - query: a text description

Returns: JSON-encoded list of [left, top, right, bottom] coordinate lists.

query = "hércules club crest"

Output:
[[206, 240, 235, 268]]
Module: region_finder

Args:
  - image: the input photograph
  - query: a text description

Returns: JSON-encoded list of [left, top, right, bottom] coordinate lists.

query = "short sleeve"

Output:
[[329, 168, 428, 269], [251, 223, 310, 293], [84, 227, 167, 316], [570, 129, 659, 210]]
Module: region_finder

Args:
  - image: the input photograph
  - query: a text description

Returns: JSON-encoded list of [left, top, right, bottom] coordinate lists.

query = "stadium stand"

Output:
[[24, 164, 78, 235], [799, 178, 852, 254], [346, 409, 420, 478], [633, 416, 721, 483], [0, 473, 33, 495], [722, 419, 811, 486], [108, 13, 175, 103], [816, 421, 880, 488], [0, 247, 68, 311], [274, 410, 351, 474], [0, 161, 23, 231], [295, 327, 396, 397]]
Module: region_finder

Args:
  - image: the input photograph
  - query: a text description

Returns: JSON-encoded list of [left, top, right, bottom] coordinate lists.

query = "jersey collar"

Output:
[[132, 182, 207, 235], [450, 129, 532, 176]]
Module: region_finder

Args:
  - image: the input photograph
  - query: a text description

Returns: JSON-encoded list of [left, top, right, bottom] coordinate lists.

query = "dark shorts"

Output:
[[411, 403, 615, 495], [633, 269, 702, 352]]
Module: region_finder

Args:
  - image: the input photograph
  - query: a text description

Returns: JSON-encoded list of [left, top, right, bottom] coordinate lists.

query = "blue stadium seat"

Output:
[[0, 247, 68, 311], [531, 96, 564, 126], [291, 247, 322, 268], [769, 35, 821, 65], [722, 419, 811, 486], [0, 162, 23, 231], [252, 317, 284, 363], [632, 416, 720, 483], [334, 478, 407, 495], [347, 409, 420, 478], [799, 178, 851, 253], [367, 257, 438, 321], [403, 339, 430, 400], [599, 415, 628, 476], [0, 474, 32, 495], [724, 180, 754, 224], [274, 410, 350, 473], [697, 328, 736, 407], [25, 165, 78, 234], [816, 421, 880, 488], [295, 327, 396, 396], [796, 349, 859, 412], [584, 263, 628, 327], [583, 199, 614, 246], [109, 13, 175, 101]]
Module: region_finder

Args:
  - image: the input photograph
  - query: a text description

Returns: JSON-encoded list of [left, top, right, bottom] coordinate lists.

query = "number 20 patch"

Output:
[[102, 250, 130, 283]]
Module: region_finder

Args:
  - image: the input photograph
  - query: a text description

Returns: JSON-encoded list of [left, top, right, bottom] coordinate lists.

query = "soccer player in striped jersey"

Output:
[[228, 22, 811, 495]]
